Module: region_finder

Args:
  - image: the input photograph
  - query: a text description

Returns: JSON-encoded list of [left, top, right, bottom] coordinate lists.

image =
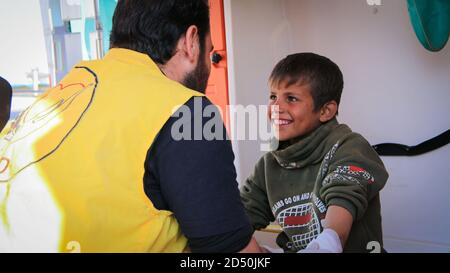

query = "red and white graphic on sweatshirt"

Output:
[[277, 203, 321, 250], [322, 165, 376, 187], [336, 165, 375, 184]]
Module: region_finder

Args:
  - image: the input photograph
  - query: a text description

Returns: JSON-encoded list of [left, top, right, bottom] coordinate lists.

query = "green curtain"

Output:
[[407, 0, 450, 52]]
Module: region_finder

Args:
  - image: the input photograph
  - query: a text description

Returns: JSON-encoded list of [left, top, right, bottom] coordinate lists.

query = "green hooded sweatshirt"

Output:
[[240, 118, 389, 252]]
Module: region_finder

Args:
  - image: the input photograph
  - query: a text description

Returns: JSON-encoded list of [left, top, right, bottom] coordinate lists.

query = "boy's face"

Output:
[[268, 82, 322, 142]]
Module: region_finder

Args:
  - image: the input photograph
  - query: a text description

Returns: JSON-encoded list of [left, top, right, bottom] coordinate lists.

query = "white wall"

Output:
[[225, 0, 450, 252], [225, 0, 296, 184], [0, 0, 49, 85]]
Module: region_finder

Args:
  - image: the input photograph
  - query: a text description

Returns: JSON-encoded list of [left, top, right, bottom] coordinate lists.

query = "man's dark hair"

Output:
[[0, 76, 12, 131], [269, 53, 344, 113], [110, 0, 210, 65]]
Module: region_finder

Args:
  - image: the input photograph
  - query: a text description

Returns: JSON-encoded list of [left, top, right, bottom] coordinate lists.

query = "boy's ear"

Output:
[[319, 101, 338, 123]]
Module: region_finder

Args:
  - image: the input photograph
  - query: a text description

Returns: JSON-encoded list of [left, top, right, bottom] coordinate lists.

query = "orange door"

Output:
[[207, 0, 230, 132]]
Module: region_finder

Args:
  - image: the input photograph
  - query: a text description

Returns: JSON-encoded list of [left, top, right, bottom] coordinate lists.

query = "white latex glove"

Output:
[[297, 228, 343, 253]]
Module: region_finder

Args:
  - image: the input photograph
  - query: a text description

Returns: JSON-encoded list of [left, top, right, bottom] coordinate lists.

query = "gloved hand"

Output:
[[297, 228, 343, 253]]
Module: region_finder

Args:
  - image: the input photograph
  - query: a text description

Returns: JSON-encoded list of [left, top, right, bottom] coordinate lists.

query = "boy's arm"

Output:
[[240, 159, 277, 253], [323, 205, 353, 246], [301, 135, 388, 253], [319, 135, 388, 222], [240, 156, 275, 230], [298, 206, 352, 253]]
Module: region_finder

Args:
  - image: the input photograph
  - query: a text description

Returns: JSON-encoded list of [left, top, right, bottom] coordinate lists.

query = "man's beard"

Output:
[[182, 53, 210, 94]]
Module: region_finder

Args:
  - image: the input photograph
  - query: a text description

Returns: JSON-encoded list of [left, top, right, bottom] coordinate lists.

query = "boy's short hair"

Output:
[[269, 53, 344, 113]]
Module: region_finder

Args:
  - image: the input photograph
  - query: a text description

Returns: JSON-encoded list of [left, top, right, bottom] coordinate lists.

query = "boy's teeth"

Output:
[[273, 119, 292, 125]]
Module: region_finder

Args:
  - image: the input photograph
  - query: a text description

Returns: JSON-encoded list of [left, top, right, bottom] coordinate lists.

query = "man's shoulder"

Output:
[[181, 96, 214, 110], [157, 78, 205, 99], [75, 56, 204, 98]]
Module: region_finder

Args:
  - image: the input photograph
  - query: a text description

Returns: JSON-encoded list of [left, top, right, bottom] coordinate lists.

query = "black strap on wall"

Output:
[[372, 130, 450, 156]]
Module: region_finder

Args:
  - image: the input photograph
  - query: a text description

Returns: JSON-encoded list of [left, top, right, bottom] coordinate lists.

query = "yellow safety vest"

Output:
[[0, 48, 202, 252]]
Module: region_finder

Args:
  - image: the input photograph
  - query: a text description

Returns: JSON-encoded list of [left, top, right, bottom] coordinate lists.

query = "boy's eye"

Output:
[[287, 96, 298, 102], [269, 94, 277, 101]]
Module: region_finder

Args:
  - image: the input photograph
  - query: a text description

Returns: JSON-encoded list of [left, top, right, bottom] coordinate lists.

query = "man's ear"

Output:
[[319, 101, 338, 123], [182, 25, 200, 64]]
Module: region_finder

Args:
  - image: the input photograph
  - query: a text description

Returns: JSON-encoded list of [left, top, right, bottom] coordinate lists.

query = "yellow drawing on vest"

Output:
[[0, 67, 96, 182]]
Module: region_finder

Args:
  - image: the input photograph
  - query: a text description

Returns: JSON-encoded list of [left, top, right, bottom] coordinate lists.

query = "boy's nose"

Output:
[[270, 104, 285, 115], [273, 98, 287, 109]]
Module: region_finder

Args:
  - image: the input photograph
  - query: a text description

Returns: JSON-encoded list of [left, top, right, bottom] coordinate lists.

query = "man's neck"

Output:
[[158, 59, 184, 84]]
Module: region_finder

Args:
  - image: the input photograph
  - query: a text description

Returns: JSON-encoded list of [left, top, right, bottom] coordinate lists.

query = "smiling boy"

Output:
[[240, 53, 389, 253]]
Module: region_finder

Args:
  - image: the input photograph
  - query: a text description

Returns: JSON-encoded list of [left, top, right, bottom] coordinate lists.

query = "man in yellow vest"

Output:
[[0, 0, 262, 253]]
